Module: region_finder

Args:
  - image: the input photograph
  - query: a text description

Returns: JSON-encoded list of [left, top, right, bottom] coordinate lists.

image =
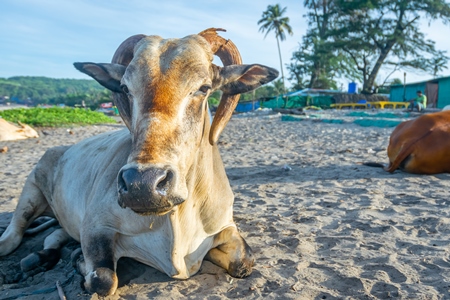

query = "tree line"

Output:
[[259, 0, 450, 94], [0, 76, 111, 109], [0, 76, 278, 108]]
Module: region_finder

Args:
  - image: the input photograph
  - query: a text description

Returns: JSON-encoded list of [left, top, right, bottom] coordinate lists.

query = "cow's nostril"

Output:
[[117, 170, 128, 194], [156, 170, 173, 195]]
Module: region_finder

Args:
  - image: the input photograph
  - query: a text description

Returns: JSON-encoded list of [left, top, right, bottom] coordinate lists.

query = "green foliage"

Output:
[[209, 85, 279, 104], [289, 1, 359, 90], [0, 76, 111, 108], [289, 0, 450, 93], [207, 90, 221, 107], [270, 79, 285, 95], [0, 107, 116, 127], [332, 0, 450, 93], [239, 84, 278, 102], [390, 78, 403, 85], [290, 1, 338, 89]]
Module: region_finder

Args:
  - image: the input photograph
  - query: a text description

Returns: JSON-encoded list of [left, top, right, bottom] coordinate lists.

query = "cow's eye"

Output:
[[199, 85, 211, 94], [120, 85, 129, 94]]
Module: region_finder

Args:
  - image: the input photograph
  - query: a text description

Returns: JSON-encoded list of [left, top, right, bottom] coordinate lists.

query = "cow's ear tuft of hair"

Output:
[[74, 62, 126, 93]]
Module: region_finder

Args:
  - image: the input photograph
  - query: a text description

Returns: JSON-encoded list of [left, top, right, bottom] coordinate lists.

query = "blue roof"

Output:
[[391, 75, 450, 87]]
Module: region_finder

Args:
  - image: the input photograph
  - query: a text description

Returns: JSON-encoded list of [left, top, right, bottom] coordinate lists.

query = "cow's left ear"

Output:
[[73, 62, 126, 93], [218, 64, 279, 95]]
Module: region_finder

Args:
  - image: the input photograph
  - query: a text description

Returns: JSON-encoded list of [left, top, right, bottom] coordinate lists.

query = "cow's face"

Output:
[[74, 32, 278, 215], [17, 122, 39, 139]]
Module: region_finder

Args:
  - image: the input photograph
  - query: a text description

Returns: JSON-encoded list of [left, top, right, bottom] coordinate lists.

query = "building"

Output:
[[390, 76, 450, 108]]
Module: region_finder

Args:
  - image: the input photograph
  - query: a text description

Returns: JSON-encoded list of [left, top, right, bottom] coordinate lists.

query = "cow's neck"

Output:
[[164, 113, 235, 275], [181, 113, 234, 233]]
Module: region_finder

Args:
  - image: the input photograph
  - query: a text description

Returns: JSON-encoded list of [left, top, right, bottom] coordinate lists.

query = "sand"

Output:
[[1, 111, 450, 299]]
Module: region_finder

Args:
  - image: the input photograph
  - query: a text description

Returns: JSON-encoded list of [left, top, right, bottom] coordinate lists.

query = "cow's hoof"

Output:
[[84, 267, 118, 296], [20, 249, 60, 272]]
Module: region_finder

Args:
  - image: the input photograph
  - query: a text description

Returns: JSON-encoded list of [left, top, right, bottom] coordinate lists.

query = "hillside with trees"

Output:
[[0, 76, 111, 109], [0, 76, 278, 109]]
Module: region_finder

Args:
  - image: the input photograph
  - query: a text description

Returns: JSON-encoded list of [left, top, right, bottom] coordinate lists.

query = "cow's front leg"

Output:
[[205, 226, 254, 278], [77, 229, 119, 296]]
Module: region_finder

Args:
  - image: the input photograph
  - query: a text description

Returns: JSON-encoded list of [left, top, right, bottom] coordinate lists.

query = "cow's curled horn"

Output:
[[198, 28, 243, 145]]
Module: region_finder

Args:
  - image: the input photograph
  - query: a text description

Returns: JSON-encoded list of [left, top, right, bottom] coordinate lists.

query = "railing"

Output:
[[331, 101, 410, 109]]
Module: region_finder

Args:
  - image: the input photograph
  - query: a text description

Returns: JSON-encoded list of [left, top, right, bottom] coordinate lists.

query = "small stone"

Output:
[[282, 164, 292, 171]]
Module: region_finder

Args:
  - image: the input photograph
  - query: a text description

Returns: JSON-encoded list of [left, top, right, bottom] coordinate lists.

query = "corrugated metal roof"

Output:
[[390, 75, 450, 87]]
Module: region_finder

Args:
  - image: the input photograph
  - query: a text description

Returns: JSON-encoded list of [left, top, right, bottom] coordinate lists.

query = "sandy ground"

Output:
[[1, 111, 450, 299]]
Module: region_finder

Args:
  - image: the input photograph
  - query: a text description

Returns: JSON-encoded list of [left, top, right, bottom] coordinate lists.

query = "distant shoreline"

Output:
[[0, 104, 30, 111]]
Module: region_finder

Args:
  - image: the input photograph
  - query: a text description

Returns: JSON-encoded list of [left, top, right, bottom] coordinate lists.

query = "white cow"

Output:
[[0, 118, 39, 141], [0, 28, 278, 296]]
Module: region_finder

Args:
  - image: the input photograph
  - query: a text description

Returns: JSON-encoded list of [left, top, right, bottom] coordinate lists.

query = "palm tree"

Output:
[[258, 4, 293, 96]]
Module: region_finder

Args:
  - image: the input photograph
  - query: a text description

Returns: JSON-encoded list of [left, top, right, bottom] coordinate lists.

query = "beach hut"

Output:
[[390, 76, 450, 109]]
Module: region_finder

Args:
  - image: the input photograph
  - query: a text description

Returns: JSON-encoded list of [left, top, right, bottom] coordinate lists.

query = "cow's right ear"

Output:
[[73, 62, 126, 93], [218, 64, 279, 95]]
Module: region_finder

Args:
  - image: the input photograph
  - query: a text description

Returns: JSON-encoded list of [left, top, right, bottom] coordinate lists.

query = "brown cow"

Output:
[[365, 110, 450, 174]]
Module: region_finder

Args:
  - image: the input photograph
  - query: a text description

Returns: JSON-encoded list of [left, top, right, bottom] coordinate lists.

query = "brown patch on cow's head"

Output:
[[121, 35, 213, 167], [112, 35, 215, 214]]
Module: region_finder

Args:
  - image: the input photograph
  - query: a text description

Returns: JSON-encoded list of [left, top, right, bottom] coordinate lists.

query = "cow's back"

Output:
[[387, 111, 450, 174]]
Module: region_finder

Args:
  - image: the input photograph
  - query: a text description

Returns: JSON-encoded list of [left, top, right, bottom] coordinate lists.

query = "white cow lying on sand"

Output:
[[0, 28, 278, 296], [0, 118, 39, 141]]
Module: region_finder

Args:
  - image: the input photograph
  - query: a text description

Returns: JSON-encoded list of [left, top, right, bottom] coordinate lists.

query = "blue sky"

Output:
[[1, 0, 449, 88]]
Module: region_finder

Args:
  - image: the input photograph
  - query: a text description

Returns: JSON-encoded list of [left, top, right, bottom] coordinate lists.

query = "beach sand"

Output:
[[1, 112, 450, 299]]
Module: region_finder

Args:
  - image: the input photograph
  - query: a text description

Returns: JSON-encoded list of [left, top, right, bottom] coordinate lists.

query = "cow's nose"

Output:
[[118, 167, 172, 196], [117, 167, 177, 212]]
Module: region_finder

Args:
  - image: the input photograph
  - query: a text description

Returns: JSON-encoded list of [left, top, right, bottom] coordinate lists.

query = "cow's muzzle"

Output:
[[117, 166, 184, 215]]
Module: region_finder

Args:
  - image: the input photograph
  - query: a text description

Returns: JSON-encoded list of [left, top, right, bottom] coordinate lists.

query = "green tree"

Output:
[[239, 84, 278, 102], [0, 76, 111, 107], [258, 4, 292, 95], [270, 79, 285, 95], [287, 58, 309, 91], [430, 53, 448, 78], [333, 0, 450, 94], [289, 0, 358, 90], [301, 0, 338, 89]]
